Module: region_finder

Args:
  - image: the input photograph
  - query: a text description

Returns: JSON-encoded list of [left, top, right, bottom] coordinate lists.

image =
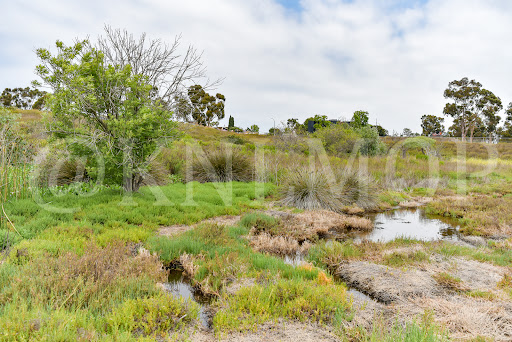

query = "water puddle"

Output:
[[347, 288, 374, 302], [161, 269, 211, 329], [357, 208, 460, 243], [283, 253, 306, 266]]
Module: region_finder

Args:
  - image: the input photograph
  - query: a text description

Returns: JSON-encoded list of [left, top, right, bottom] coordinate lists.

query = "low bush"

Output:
[[313, 122, 360, 156]]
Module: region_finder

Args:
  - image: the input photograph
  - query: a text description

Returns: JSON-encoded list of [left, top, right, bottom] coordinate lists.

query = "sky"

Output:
[[2, 0, 512, 133]]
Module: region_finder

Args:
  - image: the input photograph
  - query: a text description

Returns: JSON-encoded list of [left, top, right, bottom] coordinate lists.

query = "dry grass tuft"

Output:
[[249, 233, 303, 256], [433, 272, 469, 292], [411, 296, 512, 341]]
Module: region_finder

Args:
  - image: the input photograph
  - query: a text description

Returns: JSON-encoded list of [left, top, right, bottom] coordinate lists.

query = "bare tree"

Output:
[[96, 26, 222, 112]]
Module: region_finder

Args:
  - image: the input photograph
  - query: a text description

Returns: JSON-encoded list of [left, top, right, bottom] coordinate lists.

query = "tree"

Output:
[[188, 85, 225, 126], [286, 118, 300, 132], [228, 116, 234, 129], [498, 103, 512, 137], [443, 78, 502, 142], [172, 93, 194, 122], [421, 115, 445, 136], [247, 124, 259, 133], [480, 89, 503, 138], [448, 116, 485, 137], [34, 30, 202, 192], [351, 110, 369, 129], [1, 87, 47, 110], [374, 125, 388, 137], [96, 26, 218, 111], [402, 128, 414, 137], [358, 126, 386, 156], [303, 115, 331, 132], [268, 127, 281, 135]]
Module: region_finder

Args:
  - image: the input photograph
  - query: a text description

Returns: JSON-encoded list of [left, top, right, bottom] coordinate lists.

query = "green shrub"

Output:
[[225, 134, 247, 145], [357, 126, 387, 156], [313, 123, 360, 156]]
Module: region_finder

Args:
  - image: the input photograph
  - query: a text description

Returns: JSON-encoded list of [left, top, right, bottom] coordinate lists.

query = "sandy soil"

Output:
[[189, 321, 341, 342]]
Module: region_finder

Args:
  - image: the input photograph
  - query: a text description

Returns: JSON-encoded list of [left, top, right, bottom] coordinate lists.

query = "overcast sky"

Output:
[[2, 0, 512, 133]]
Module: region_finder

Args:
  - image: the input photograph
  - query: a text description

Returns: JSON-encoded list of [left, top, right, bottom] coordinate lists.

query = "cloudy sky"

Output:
[[2, 0, 512, 133]]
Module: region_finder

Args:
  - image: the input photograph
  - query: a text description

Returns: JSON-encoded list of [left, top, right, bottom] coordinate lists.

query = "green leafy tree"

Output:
[[351, 110, 369, 129], [286, 118, 300, 132], [247, 124, 259, 133], [188, 85, 225, 126], [34, 38, 179, 192], [303, 115, 331, 132], [500, 103, 512, 137], [421, 115, 445, 136], [1, 87, 47, 110], [402, 128, 414, 137], [228, 116, 234, 128], [268, 127, 281, 135], [443, 78, 502, 142], [374, 125, 388, 137]]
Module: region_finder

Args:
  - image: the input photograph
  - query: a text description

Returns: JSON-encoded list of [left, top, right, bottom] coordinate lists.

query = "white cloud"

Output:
[[1, 0, 512, 133]]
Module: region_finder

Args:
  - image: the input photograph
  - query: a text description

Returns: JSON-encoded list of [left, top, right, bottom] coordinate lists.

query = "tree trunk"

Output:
[[123, 173, 143, 192]]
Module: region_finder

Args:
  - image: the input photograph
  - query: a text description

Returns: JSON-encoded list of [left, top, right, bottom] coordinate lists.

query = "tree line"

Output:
[[421, 77, 512, 141]]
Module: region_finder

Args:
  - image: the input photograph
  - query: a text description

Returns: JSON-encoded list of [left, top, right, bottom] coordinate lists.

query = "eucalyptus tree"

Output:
[[443, 78, 502, 142], [421, 115, 445, 136]]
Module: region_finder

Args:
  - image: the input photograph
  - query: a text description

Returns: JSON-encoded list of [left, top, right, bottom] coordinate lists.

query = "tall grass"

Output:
[[1, 109, 33, 251]]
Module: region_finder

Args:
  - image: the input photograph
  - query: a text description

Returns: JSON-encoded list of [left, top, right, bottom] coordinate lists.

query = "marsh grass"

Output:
[[213, 278, 350, 334], [0, 242, 166, 314]]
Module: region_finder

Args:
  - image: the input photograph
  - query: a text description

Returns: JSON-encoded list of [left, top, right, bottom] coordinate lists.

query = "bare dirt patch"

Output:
[[190, 321, 341, 342], [159, 215, 241, 237], [335, 261, 441, 304]]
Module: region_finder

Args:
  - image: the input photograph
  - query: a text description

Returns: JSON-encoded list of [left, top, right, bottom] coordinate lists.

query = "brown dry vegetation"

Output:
[[1, 242, 166, 314], [427, 194, 512, 237]]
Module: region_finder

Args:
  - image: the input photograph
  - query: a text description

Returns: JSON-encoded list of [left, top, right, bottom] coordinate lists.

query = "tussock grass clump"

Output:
[[280, 168, 379, 212], [189, 149, 254, 182], [249, 233, 303, 255], [433, 272, 468, 292], [280, 169, 341, 211], [0, 242, 166, 314], [337, 171, 379, 210]]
